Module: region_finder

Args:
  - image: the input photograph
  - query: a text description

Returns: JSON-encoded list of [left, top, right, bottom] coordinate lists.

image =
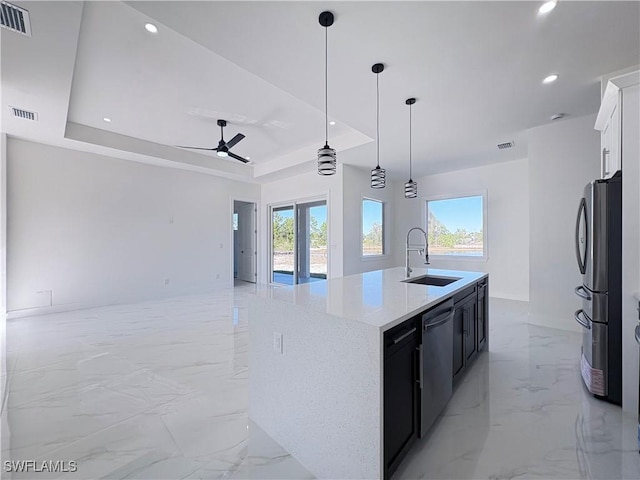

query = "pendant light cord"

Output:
[[409, 102, 412, 180], [325, 25, 328, 145], [376, 71, 380, 168]]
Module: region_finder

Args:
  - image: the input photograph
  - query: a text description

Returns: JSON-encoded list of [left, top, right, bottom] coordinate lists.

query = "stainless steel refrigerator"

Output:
[[574, 171, 622, 406]]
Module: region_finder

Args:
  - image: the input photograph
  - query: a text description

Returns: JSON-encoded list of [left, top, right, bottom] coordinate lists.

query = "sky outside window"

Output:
[[427, 195, 484, 257], [362, 199, 384, 256]]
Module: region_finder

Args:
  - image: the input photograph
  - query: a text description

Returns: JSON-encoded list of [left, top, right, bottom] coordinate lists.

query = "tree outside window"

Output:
[[362, 199, 384, 256]]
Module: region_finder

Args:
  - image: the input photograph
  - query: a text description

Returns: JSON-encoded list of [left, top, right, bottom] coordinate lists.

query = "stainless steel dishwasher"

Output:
[[419, 298, 455, 437]]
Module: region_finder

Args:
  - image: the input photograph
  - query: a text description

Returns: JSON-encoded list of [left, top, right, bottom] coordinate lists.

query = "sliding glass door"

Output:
[[272, 205, 295, 285], [271, 199, 327, 285]]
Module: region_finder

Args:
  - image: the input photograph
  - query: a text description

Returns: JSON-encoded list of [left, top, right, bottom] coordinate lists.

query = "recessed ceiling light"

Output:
[[543, 74, 559, 84], [538, 1, 557, 14], [103, 117, 112, 123], [329, 121, 336, 125], [144, 23, 158, 33]]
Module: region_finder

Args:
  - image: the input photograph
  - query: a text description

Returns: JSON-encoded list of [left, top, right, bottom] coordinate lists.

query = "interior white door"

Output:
[[238, 203, 256, 283]]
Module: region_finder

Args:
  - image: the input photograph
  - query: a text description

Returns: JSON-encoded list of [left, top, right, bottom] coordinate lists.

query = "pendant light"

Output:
[[404, 98, 418, 198], [370, 63, 386, 188], [317, 11, 336, 176]]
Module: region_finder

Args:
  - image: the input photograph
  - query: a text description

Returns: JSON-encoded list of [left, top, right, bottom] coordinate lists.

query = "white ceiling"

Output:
[[2, 1, 639, 181]]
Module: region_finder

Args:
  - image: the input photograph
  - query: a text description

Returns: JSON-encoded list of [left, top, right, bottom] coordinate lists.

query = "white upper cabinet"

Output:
[[595, 83, 622, 179], [595, 70, 640, 179]]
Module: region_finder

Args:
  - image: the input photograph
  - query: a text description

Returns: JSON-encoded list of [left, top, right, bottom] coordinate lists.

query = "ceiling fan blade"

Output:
[[176, 145, 218, 151], [228, 151, 250, 164], [225, 133, 245, 149]]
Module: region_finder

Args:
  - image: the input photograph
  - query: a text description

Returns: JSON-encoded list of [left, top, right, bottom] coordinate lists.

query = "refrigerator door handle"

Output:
[[574, 309, 591, 330], [575, 198, 588, 275], [575, 285, 592, 301]]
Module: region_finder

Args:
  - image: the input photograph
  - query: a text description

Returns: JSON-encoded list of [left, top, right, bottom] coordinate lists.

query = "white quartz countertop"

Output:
[[253, 267, 487, 331]]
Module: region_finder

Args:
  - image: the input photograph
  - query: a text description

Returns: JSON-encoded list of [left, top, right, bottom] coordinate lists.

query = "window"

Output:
[[426, 194, 486, 258], [233, 213, 238, 230], [362, 198, 384, 256]]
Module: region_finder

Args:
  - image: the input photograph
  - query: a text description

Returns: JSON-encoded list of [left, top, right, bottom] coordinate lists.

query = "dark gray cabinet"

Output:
[[453, 286, 476, 383], [452, 278, 488, 384], [383, 317, 419, 479], [463, 293, 477, 363], [477, 279, 488, 351], [384, 277, 489, 479], [452, 302, 465, 380]]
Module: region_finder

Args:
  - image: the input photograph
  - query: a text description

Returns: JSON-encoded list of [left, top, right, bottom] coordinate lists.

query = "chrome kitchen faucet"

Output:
[[406, 227, 430, 277]]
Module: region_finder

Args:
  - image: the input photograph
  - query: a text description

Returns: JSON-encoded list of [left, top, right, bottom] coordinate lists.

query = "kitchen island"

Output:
[[248, 267, 488, 479]]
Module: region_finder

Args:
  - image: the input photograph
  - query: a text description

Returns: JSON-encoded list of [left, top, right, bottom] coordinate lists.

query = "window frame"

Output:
[[423, 190, 488, 262], [361, 196, 387, 259], [267, 195, 330, 285]]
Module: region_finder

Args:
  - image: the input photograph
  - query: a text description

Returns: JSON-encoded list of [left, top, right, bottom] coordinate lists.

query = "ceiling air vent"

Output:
[[497, 141, 515, 150], [10, 106, 37, 121], [0, 1, 31, 36]]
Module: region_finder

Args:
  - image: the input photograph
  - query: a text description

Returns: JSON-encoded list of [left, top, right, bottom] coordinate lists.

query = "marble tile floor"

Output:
[[1, 287, 638, 479]]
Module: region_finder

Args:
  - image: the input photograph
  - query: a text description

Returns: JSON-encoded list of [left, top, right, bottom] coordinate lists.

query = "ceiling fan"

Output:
[[177, 119, 249, 163]]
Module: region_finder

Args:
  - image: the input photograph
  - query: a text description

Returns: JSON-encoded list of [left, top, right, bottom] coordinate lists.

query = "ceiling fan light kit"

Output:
[[176, 118, 249, 163], [317, 10, 337, 176], [370, 63, 386, 189], [404, 98, 418, 198]]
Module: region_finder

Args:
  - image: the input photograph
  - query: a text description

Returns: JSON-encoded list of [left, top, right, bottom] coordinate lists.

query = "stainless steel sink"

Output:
[[402, 275, 461, 287]]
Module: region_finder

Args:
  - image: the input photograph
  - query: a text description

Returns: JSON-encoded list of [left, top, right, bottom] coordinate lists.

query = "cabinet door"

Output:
[[463, 298, 477, 363], [452, 305, 465, 382], [477, 283, 487, 351], [601, 95, 621, 179], [384, 329, 418, 478]]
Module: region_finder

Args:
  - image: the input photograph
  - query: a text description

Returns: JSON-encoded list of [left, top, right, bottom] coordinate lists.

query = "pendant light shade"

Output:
[[317, 11, 336, 176], [404, 98, 418, 198], [370, 63, 386, 189], [404, 179, 417, 198], [318, 144, 337, 175]]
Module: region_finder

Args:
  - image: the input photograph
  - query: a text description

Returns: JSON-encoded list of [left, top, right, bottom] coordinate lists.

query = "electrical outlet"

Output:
[[273, 332, 283, 354], [216, 273, 220, 279], [164, 278, 170, 285]]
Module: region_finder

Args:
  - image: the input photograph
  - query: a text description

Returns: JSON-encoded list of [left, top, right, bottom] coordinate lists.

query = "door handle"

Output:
[[574, 309, 591, 330], [635, 325, 640, 345], [392, 327, 416, 344], [416, 344, 423, 389], [574, 286, 591, 301], [425, 308, 455, 330], [575, 198, 587, 275]]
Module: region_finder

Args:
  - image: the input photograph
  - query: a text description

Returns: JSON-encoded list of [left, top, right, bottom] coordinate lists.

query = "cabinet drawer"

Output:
[[453, 285, 476, 304], [385, 318, 418, 358]]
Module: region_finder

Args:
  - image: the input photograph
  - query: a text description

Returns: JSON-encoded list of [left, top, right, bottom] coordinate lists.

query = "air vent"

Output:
[[497, 141, 515, 150], [1, 1, 31, 36], [10, 106, 37, 121]]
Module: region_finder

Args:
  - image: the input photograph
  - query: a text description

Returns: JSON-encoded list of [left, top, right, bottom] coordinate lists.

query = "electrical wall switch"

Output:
[[274, 332, 283, 354]]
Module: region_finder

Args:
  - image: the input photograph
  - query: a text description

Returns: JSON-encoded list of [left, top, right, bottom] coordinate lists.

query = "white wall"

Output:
[[6, 138, 259, 316], [260, 166, 343, 283], [528, 114, 600, 332], [342, 164, 397, 276], [393, 158, 530, 301], [620, 83, 640, 414], [0, 133, 7, 453], [1, 133, 6, 314]]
